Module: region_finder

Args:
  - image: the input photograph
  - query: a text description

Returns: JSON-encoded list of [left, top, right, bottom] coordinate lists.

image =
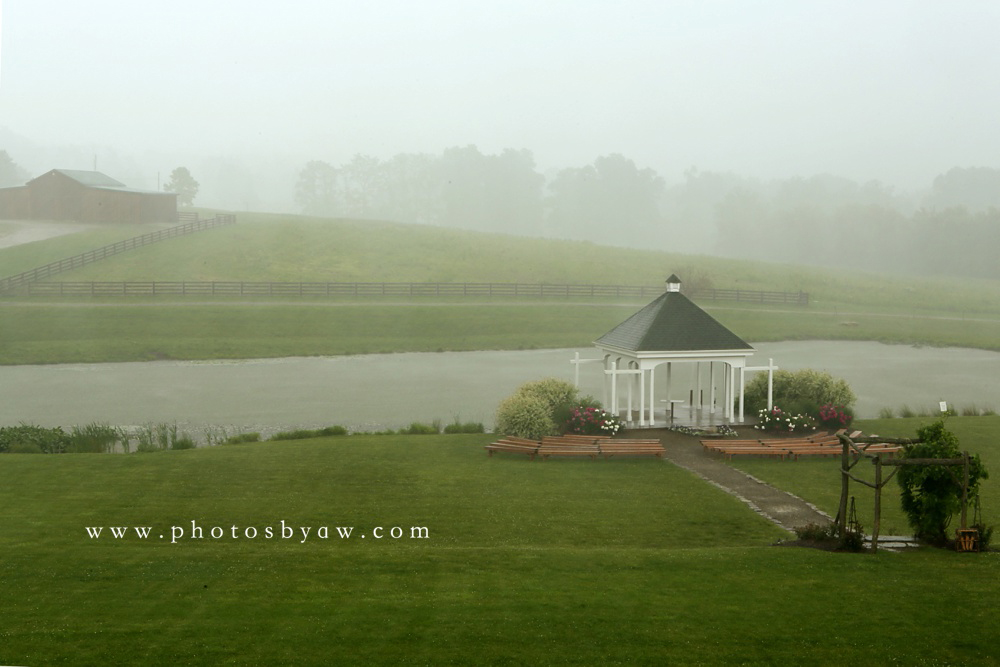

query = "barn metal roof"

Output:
[[48, 170, 127, 188]]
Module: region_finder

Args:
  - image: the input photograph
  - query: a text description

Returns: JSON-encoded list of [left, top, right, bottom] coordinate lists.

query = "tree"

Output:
[[897, 421, 988, 546], [164, 167, 200, 207], [0, 150, 28, 187], [294, 161, 340, 216], [545, 153, 665, 241]]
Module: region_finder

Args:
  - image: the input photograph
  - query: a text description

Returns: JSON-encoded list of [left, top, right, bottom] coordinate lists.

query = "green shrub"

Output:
[[269, 429, 321, 441], [897, 420, 989, 546], [401, 422, 440, 435], [443, 420, 485, 434], [878, 407, 896, 419], [224, 432, 261, 444], [0, 424, 71, 454], [495, 393, 557, 440], [744, 369, 856, 418], [171, 436, 197, 450], [518, 378, 581, 427], [318, 425, 348, 436], [494, 377, 586, 439], [68, 423, 120, 453], [7, 442, 43, 454]]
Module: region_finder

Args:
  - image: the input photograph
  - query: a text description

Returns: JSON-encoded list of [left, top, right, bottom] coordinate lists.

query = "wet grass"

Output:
[[2, 298, 1000, 365], [4, 211, 1000, 317], [729, 416, 1000, 537], [2, 432, 999, 664], [0, 302, 640, 364]]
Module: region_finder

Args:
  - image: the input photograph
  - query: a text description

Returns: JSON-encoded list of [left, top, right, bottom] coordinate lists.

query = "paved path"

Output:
[[645, 428, 833, 534]]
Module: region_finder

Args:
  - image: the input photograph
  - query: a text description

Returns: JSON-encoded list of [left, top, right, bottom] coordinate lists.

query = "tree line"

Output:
[[294, 149, 1000, 282], [4, 144, 999, 282]]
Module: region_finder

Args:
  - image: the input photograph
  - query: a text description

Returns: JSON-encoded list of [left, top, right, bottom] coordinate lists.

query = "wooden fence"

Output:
[[18, 280, 809, 305], [0, 214, 236, 293]]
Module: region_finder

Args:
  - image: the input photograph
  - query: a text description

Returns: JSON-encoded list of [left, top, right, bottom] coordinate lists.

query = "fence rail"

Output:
[[18, 280, 809, 305], [0, 214, 237, 293]]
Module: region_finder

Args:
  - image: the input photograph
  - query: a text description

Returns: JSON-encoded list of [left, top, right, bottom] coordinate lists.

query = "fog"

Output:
[[2, 1, 1000, 270]]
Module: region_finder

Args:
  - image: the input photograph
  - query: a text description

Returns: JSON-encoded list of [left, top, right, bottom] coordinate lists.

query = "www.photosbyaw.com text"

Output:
[[85, 520, 429, 544]]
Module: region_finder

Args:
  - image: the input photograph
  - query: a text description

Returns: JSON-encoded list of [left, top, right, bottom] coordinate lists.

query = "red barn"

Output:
[[0, 169, 178, 223]]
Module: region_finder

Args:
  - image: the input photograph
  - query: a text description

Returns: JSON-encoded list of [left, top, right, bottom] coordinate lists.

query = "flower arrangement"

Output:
[[817, 404, 854, 429], [566, 406, 623, 436], [754, 406, 816, 434]]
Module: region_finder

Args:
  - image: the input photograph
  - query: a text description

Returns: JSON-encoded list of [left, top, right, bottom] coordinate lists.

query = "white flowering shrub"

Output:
[[754, 406, 817, 434], [494, 393, 558, 440]]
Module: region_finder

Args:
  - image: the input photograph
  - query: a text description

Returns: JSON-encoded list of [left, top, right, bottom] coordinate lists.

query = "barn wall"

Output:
[[0, 171, 178, 223], [0, 187, 32, 219]]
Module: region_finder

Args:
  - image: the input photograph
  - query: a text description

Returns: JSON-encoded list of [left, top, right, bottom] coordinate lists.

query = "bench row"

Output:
[[486, 436, 665, 461]]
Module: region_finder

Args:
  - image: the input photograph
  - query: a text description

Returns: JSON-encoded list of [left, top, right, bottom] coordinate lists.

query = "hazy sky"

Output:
[[2, 0, 999, 188]]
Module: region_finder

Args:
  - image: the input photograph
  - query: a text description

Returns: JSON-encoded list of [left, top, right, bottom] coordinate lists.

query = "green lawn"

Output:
[[730, 417, 1000, 537], [3, 212, 1000, 364], [3, 299, 1000, 365], [2, 432, 999, 665]]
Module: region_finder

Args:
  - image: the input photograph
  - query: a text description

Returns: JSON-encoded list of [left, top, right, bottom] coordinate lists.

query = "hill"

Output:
[[4, 211, 999, 316]]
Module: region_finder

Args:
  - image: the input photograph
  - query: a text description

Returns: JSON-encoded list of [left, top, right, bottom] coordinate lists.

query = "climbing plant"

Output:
[[897, 420, 988, 546]]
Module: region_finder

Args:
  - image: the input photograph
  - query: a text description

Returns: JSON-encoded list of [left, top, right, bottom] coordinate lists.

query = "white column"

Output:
[[639, 368, 646, 427], [574, 351, 580, 387], [726, 366, 736, 424], [610, 359, 618, 417], [602, 355, 610, 408], [709, 362, 716, 414], [648, 367, 656, 425], [767, 358, 774, 411], [626, 362, 634, 422], [723, 364, 731, 422], [696, 362, 702, 409], [739, 366, 745, 423]]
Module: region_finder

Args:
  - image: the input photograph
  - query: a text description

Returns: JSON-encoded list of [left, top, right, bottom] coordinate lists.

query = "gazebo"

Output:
[[576, 274, 773, 427]]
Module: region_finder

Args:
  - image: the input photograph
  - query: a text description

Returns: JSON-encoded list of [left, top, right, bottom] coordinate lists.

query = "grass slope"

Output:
[[5, 211, 999, 316], [3, 211, 1000, 363], [2, 431, 998, 665]]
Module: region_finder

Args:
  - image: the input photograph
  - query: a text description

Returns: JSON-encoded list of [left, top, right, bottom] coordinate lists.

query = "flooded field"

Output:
[[2, 341, 997, 437]]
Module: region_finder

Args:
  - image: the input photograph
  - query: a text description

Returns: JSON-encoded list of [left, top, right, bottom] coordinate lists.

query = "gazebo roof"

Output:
[[595, 283, 753, 353]]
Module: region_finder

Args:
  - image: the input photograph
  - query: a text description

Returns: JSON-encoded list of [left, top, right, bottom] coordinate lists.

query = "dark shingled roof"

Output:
[[595, 290, 753, 352]]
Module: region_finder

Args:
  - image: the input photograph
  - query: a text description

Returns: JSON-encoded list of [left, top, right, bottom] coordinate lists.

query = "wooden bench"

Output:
[[784, 445, 844, 461], [598, 439, 665, 459], [484, 437, 540, 460], [538, 436, 601, 461], [717, 446, 789, 461]]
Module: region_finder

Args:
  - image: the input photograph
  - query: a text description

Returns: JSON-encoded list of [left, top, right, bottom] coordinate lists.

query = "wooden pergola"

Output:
[[576, 275, 772, 426]]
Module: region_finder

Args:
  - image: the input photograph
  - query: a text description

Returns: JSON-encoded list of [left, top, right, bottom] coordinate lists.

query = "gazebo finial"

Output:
[[666, 274, 682, 293]]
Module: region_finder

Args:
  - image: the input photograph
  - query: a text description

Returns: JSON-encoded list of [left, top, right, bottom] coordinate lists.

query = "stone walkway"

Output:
[[638, 428, 833, 534]]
